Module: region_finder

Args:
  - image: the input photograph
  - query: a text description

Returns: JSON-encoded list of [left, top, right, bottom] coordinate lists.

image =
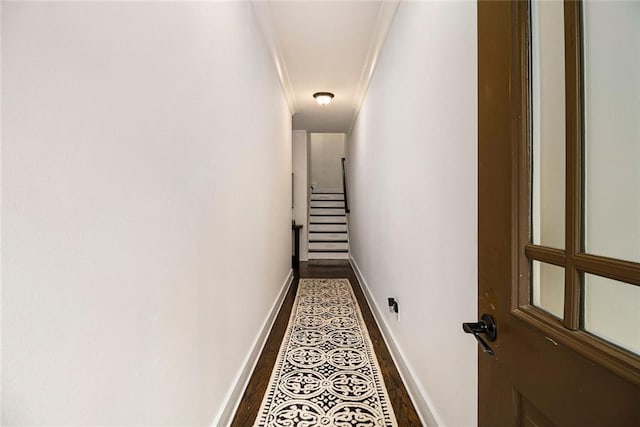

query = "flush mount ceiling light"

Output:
[[313, 92, 335, 106]]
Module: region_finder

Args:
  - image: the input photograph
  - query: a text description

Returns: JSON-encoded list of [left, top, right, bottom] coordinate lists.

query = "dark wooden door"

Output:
[[477, 1, 640, 426]]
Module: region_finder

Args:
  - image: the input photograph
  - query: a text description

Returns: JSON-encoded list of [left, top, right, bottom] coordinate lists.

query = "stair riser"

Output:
[[309, 233, 348, 242], [310, 209, 346, 215], [309, 224, 348, 232], [311, 194, 344, 201], [308, 252, 349, 260], [309, 217, 346, 224], [310, 201, 345, 208], [312, 189, 343, 194], [309, 242, 349, 251]]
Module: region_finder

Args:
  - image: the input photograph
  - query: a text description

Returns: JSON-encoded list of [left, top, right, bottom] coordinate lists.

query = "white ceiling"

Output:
[[253, 1, 399, 133]]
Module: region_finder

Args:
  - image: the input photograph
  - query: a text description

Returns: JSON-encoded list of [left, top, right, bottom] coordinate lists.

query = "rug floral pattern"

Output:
[[253, 278, 398, 426]]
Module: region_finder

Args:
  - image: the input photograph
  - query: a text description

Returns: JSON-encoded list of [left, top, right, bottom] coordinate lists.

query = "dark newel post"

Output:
[[292, 221, 303, 269]]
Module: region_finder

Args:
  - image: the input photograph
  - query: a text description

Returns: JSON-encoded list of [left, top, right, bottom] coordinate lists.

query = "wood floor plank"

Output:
[[230, 260, 423, 426]]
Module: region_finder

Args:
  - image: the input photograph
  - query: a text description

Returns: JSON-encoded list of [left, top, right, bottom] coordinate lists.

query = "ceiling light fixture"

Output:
[[313, 92, 335, 106]]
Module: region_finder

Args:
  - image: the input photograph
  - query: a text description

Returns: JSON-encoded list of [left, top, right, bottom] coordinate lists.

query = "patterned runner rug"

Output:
[[253, 278, 398, 426]]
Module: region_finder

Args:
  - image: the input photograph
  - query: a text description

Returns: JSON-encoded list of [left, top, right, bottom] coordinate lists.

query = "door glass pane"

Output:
[[531, 260, 564, 319], [583, 273, 640, 355], [530, 0, 566, 249], [583, 1, 640, 263]]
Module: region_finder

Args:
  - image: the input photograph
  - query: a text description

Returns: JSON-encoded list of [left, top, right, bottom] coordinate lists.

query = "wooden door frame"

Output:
[[478, 1, 518, 423]]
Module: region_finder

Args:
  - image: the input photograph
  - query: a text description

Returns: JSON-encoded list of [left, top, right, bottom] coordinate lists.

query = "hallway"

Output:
[[4, 0, 640, 425], [2, 1, 477, 426], [230, 261, 421, 426]]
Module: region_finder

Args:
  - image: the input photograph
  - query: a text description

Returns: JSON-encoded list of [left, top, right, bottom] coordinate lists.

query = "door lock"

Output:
[[462, 314, 497, 355]]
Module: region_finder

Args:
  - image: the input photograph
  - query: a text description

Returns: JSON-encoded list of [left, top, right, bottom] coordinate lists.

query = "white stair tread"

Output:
[[309, 252, 349, 260], [310, 208, 346, 215], [309, 242, 349, 251], [310, 201, 345, 208], [311, 194, 344, 201], [309, 233, 348, 242], [309, 217, 346, 224], [309, 224, 348, 232]]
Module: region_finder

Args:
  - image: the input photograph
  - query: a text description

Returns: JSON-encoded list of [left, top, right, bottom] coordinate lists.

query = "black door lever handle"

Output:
[[462, 314, 497, 355]]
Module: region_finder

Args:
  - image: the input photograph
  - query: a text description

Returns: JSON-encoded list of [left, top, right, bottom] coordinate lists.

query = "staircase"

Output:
[[308, 190, 349, 259]]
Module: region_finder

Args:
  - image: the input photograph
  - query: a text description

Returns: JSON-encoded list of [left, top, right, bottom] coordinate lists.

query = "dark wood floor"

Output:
[[230, 260, 423, 426]]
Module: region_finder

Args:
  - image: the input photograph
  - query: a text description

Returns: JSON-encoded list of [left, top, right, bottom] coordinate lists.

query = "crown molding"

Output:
[[348, 0, 399, 135], [251, 1, 298, 115]]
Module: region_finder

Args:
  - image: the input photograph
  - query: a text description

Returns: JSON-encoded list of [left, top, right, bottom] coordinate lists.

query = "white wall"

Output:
[[310, 133, 346, 191], [347, 2, 477, 426], [530, 0, 640, 355], [582, 0, 640, 354], [2, 2, 292, 425], [531, 0, 566, 319], [292, 130, 309, 261]]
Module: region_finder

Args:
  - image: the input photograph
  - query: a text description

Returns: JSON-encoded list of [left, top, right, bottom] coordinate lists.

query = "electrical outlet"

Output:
[[387, 297, 398, 314]]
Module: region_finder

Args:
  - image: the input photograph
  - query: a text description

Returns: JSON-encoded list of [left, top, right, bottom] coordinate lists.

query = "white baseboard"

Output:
[[212, 269, 294, 427], [349, 256, 443, 427]]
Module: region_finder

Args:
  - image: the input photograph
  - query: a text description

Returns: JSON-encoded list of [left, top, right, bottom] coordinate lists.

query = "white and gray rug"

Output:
[[253, 278, 398, 426]]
